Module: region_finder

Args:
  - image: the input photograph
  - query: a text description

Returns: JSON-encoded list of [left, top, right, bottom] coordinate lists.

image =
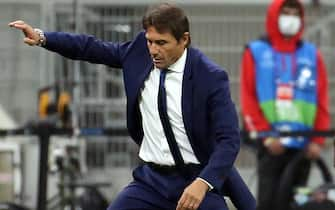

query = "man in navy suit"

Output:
[[9, 3, 255, 210]]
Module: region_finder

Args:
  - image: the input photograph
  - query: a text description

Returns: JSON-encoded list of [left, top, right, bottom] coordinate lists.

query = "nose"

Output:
[[148, 43, 159, 56]]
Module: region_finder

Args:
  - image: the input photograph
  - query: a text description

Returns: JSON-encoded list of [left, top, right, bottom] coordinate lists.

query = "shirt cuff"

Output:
[[196, 177, 214, 191]]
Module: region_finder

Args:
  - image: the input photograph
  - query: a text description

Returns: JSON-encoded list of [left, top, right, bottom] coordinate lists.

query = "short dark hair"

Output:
[[142, 3, 190, 46], [282, 0, 302, 13]]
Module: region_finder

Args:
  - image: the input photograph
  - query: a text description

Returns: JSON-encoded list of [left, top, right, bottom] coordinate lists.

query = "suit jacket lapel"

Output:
[[129, 61, 153, 109], [182, 49, 193, 142], [138, 62, 153, 97]]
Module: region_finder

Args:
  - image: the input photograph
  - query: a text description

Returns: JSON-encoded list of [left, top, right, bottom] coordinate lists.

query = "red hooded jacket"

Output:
[[240, 0, 330, 145]]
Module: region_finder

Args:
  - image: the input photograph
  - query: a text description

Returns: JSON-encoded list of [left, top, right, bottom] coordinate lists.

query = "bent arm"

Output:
[[240, 49, 271, 132], [198, 71, 240, 191]]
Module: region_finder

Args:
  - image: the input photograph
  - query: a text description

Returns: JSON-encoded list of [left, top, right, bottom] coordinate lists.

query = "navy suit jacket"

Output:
[[44, 31, 255, 209]]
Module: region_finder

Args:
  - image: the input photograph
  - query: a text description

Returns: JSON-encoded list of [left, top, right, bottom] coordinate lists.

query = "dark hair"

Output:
[[142, 3, 190, 46], [282, 0, 302, 13]]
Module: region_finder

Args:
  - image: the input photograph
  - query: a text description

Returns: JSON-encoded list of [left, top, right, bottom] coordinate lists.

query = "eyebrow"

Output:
[[146, 38, 168, 44]]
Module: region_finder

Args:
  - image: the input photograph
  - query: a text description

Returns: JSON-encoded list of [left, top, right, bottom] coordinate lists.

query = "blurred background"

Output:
[[0, 0, 334, 209]]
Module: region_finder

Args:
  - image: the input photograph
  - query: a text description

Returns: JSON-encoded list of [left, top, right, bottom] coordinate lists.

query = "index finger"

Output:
[[9, 23, 28, 33], [8, 20, 25, 27]]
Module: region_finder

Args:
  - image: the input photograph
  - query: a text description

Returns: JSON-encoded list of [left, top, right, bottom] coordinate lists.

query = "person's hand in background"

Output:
[[305, 142, 322, 159], [264, 137, 285, 155]]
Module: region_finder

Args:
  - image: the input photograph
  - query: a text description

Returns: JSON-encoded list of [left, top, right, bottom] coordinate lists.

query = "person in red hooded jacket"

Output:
[[240, 0, 330, 209]]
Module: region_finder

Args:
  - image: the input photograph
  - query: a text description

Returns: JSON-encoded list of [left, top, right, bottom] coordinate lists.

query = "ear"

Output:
[[182, 32, 190, 47]]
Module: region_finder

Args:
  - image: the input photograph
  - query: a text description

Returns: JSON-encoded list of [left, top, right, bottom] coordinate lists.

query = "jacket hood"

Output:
[[266, 0, 304, 52]]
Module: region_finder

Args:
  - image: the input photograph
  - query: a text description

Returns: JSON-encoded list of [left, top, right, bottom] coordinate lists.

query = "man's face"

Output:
[[145, 26, 189, 69]]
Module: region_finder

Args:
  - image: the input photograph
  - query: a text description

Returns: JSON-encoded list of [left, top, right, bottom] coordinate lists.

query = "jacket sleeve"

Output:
[[312, 50, 330, 145], [198, 70, 240, 191], [44, 32, 131, 68], [223, 167, 256, 210], [240, 48, 271, 132]]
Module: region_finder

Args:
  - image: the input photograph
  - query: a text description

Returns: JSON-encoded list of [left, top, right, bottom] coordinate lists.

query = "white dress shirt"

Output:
[[138, 49, 200, 165]]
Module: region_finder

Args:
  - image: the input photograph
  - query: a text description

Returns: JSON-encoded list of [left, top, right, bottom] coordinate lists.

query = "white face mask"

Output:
[[278, 14, 301, 36]]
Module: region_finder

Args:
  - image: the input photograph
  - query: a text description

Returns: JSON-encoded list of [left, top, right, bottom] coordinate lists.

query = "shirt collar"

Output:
[[167, 48, 187, 73]]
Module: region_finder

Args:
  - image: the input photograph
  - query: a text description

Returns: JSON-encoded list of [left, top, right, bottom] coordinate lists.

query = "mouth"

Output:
[[153, 58, 163, 65]]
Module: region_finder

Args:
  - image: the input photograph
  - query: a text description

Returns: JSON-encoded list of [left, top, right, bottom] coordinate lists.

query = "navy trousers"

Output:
[[107, 164, 228, 210]]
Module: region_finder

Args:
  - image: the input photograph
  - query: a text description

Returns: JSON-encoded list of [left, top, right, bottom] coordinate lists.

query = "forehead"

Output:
[[145, 26, 176, 41], [280, 6, 300, 15]]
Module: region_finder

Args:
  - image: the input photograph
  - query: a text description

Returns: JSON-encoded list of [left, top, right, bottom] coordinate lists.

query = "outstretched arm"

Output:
[[9, 20, 129, 68]]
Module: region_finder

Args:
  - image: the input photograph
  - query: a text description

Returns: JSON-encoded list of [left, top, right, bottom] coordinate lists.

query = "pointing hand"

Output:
[[9, 20, 40, 46]]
